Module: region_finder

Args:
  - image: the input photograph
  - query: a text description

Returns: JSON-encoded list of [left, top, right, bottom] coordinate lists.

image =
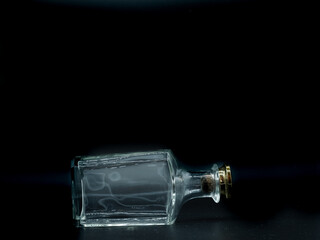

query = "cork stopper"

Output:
[[201, 175, 214, 193]]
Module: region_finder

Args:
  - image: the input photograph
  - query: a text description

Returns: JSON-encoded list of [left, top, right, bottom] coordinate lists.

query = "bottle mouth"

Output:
[[200, 164, 232, 203]]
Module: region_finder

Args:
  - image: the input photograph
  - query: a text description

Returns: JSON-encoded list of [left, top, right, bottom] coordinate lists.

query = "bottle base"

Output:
[[76, 216, 175, 227]]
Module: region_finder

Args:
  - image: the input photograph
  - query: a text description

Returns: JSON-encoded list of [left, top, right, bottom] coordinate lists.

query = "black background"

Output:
[[1, 0, 319, 239]]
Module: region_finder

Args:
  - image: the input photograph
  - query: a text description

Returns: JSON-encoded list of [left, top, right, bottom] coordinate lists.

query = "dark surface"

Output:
[[2, 179, 320, 240], [1, 0, 319, 239], [1, 150, 319, 240], [75, 201, 320, 240]]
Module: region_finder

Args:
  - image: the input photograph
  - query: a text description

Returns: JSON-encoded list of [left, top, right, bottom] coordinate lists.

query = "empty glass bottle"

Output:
[[71, 150, 232, 227]]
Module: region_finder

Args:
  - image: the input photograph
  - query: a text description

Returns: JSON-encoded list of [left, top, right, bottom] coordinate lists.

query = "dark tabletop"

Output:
[[2, 161, 319, 240]]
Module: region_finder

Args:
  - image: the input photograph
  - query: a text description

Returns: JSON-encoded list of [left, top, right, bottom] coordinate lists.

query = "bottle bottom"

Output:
[[77, 213, 175, 227]]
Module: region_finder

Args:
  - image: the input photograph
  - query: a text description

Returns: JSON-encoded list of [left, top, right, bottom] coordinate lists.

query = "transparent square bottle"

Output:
[[71, 150, 231, 227]]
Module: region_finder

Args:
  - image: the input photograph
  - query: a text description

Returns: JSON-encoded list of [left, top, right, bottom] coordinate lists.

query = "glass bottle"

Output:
[[71, 149, 232, 227]]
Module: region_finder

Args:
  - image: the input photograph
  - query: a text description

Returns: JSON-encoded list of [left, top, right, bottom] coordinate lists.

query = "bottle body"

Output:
[[72, 150, 222, 227]]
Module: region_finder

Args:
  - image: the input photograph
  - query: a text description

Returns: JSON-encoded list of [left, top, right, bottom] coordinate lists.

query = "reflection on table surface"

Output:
[[74, 199, 320, 240]]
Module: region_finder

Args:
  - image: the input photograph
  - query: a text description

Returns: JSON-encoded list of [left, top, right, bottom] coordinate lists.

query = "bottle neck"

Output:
[[181, 166, 220, 204]]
